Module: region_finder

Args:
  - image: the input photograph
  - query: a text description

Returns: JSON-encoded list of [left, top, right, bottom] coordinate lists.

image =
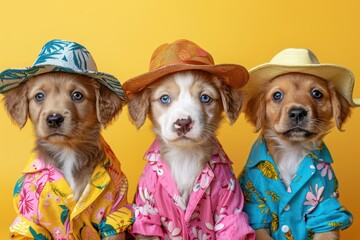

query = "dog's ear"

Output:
[[245, 91, 266, 132], [217, 82, 244, 125], [95, 83, 123, 127], [3, 84, 29, 128], [328, 83, 351, 131], [127, 89, 151, 129]]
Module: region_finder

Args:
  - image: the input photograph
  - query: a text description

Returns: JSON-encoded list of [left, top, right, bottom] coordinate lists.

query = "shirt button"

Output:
[[281, 225, 289, 233], [284, 204, 290, 211]]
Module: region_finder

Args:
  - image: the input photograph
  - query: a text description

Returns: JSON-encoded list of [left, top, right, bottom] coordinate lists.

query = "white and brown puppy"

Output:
[[127, 70, 254, 239], [241, 73, 353, 240], [129, 70, 242, 203], [4, 72, 130, 239]]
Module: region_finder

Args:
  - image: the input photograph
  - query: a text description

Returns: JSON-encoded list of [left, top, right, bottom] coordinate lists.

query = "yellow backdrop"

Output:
[[1, 0, 359, 238]]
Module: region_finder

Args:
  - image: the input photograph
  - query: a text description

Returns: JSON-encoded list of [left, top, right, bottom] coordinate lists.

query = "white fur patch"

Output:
[[56, 148, 77, 193]]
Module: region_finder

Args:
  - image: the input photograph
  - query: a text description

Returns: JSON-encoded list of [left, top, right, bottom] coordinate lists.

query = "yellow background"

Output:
[[1, 0, 359, 238]]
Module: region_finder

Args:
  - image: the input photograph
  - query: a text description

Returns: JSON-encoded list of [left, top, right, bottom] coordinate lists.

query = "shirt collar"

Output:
[[23, 139, 119, 174], [246, 136, 333, 168], [144, 138, 233, 165]]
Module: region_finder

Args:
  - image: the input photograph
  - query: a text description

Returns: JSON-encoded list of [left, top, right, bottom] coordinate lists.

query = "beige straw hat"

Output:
[[245, 48, 359, 106]]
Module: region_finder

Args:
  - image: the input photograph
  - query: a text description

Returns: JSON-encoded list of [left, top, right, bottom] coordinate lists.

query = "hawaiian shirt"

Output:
[[131, 138, 255, 240], [239, 137, 353, 240], [10, 140, 133, 239]]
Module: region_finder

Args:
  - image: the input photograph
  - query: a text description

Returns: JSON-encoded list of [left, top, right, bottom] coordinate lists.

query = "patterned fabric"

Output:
[[122, 39, 249, 98], [239, 137, 353, 240], [0, 39, 124, 100], [131, 138, 255, 240], [10, 140, 133, 239]]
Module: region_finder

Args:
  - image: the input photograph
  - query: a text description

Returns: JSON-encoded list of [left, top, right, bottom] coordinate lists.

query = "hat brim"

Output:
[[0, 65, 125, 101], [123, 63, 249, 98], [245, 63, 360, 107]]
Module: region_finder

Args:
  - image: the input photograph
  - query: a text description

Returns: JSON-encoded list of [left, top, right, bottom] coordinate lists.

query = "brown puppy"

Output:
[[243, 73, 351, 240], [4, 72, 128, 239]]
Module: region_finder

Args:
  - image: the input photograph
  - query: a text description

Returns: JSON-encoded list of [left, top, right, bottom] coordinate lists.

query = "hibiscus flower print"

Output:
[[52, 226, 65, 239], [193, 226, 211, 240], [19, 189, 34, 215], [96, 207, 106, 221], [316, 161, 333, 180], [193, 168, 214, 192], [162, 218, 182, 240], [303, 184, 324, 213]]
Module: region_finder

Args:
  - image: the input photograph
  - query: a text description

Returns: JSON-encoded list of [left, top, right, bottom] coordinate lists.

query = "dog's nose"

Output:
[[174, 116, 193, 136], [47, 114, 64, 128], [288, 108, 307, 124]]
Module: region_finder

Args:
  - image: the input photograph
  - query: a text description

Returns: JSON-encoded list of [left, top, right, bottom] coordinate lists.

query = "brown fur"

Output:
[[3, 72, 124, 239], [245, 72, 350, 240]]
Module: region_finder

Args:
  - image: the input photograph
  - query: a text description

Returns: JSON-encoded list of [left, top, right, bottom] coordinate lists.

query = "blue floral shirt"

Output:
[[239, 137, 353, 240]]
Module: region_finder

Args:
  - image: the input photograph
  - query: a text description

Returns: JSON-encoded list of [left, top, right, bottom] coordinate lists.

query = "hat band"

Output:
[[151, 59, 213, 71]]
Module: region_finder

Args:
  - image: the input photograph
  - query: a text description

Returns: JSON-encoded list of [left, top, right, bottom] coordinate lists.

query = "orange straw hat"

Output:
[[123, 39, 249, 98]]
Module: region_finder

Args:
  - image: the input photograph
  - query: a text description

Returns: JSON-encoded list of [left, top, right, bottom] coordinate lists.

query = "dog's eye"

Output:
[[35, 92, 45, 102], [72, 92, 84, 101], [200, 94, 212, 103], [160, 95, 171, 104], [272, 91, 283, 101], [311, 90, 323, 100]]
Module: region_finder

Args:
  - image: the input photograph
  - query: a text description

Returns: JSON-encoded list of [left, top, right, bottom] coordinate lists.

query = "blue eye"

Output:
[[200, 94, 212, 103], [272, 91, 283, 101], [35, 92, 45, 102], [72, 91, 84, 101], [160, 95, 171, 104], [311, 89, 323, 100]]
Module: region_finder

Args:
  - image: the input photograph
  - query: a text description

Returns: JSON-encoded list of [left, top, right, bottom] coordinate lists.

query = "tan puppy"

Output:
[[4, 72, 130, 239], [242, 73, 351, 240]]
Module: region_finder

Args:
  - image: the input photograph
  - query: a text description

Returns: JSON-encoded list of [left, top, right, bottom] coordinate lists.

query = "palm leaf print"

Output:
[[271, 213, 279, 232], [51, 184, 68, 198], [60, 205, 70, 225], [265, 190, 280, 202], [69, 44, 90, 70], [35, 40, 69, 64], [308, 152, 318, 160], [285, 230, 294, 240], [91, 171, 109, 189], [328, 221, 344, 230], [256, 161, 278, 180], [257, 197, 269, 214], [13, 175, 25, 196], [243, 190, 252, 204]]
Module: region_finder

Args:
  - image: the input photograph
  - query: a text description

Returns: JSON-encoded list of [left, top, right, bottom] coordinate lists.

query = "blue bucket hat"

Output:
[[0, 39, 125, 100]]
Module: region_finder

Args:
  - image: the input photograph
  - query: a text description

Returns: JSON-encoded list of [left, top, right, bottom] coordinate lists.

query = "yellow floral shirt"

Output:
[[10, 140, 133, 239]]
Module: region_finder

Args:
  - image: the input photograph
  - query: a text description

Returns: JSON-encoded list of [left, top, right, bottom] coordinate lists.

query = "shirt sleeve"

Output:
[[99, 204, 134, 238], [305, 165, 353, 233], [239, 168, 272, 230], [214, 167, 255, 240], [10, 175, 52, 239], [130, 163, 164, 238], [99, 172, 134, 237]]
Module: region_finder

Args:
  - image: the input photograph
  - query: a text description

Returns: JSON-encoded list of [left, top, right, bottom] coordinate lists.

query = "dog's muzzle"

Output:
[[47, 114, 64, 128], [173, 116, 193, 136]]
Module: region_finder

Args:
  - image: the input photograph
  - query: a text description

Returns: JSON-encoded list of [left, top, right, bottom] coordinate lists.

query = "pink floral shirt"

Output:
[[132, 139, 255, 240]]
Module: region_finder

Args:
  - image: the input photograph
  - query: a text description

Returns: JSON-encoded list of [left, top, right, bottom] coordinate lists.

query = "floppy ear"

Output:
[[244, 91, 266, 132], [328, 83, 351, 131], [218, 83, 244, 125], [127, 88, 151, 129], [95, 83, 123, 127], [3, 84, 29, 128]]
